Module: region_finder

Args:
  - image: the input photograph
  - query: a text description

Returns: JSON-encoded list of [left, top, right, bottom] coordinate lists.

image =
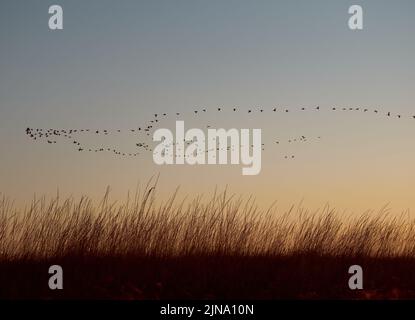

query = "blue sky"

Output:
[[1, 0, 415, 212]]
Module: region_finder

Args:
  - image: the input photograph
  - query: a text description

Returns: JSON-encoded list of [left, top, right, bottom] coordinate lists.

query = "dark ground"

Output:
[[1, 254, 415, 299]]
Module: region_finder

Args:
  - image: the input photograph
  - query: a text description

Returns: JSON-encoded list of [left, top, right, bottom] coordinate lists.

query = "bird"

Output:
[[273, 108, 277, 112]]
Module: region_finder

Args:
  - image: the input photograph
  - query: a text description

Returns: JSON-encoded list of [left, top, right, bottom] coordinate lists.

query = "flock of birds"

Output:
[[25, 105, 413, 160]]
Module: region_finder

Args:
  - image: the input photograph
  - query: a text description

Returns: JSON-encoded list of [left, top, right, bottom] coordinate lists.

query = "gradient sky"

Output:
[[1, 0, 415, 213]]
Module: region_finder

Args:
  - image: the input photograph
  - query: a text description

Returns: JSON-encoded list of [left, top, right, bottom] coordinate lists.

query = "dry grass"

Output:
[[3, 179, 415, 299], [1, 179, 415, 261]]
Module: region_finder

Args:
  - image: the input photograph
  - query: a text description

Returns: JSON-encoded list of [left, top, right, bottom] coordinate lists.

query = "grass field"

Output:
[[1, 180, 415, 299]]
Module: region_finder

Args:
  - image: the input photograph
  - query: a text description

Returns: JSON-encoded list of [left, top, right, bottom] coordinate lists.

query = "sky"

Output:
[[1, 0, 415, 213]]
